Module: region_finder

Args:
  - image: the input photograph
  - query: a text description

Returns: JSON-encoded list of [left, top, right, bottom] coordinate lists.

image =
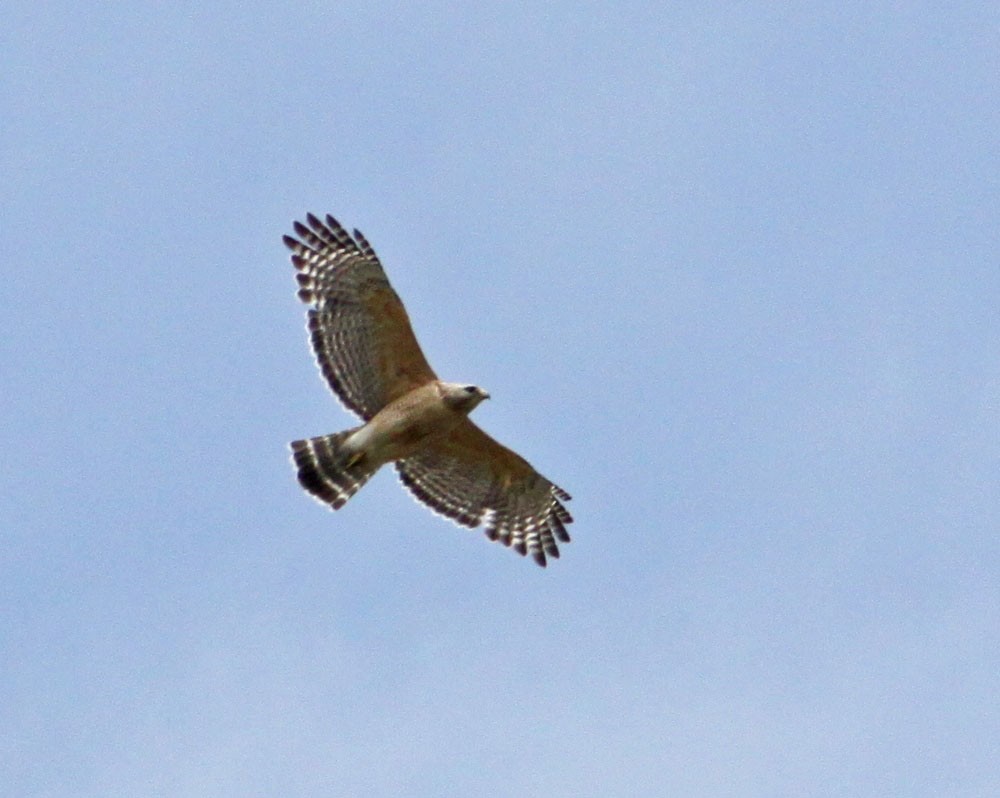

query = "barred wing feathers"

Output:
[[396, 419, 572, 567], [284, 214, 437, 420]]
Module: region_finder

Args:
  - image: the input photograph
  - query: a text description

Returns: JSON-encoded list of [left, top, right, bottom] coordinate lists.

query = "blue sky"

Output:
[[3, 3, 998, 796]]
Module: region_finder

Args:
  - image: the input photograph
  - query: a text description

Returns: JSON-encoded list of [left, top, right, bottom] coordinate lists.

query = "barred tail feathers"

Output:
[[290, 429, 378, 509]]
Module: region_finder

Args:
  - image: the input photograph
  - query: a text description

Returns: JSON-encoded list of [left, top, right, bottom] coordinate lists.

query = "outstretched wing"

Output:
[[395, 420, 572, 566], [284, 214, 437, 420]]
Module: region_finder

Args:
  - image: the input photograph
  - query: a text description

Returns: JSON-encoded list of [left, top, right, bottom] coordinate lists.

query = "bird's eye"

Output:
[[464, 385, 477, 393]]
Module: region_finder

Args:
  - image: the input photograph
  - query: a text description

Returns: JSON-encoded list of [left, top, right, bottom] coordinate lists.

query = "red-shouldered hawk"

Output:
[[285, 214, 572, 566]]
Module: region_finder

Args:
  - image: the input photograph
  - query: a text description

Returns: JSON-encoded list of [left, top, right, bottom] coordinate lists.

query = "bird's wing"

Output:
[[395, 418, 572, 566], [285, 214, 437, 420]]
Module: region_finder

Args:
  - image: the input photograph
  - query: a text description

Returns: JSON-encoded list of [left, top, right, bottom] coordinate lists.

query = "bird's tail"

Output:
[[290, 428, 378, 510]]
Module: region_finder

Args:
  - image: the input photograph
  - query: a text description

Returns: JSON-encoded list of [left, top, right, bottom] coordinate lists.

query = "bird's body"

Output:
[[346, 382, 490, 467], [285, 213, 571, 565]]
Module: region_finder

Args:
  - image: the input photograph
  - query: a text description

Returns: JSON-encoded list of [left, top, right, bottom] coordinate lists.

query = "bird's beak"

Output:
[[482, 391, 491, 400]]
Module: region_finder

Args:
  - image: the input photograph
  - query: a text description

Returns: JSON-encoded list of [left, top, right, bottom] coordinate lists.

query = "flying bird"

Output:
[[285, 213, 572, 566]]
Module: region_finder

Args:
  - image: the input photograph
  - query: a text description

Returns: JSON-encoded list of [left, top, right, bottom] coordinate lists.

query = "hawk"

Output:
[[285, 213, 572, 566]]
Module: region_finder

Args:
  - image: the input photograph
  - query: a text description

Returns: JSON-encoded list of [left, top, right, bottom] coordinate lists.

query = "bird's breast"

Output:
[[357, 386, 461, 464]]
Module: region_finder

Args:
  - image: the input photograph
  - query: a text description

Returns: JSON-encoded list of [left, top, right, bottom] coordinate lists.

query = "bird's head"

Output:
[[441, 382, 490, 413]]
